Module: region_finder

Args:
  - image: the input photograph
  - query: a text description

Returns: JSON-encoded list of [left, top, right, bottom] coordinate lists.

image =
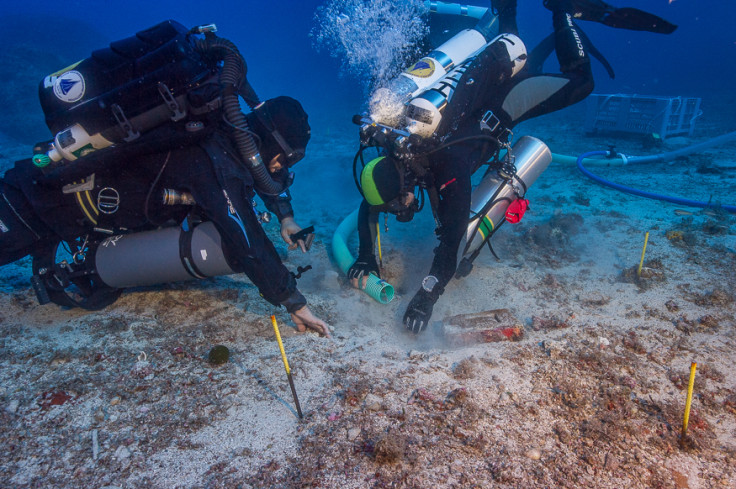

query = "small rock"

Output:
[[408, 350, 425, 360], [598, 337, 610, 349], [604, 453, 620, 471], [525, 448, 542, 460], [364, 393, 382, 411], [110, 396, 121, 406], [114, 445, 131, 460], [544, 339, 567, 359], [347, 428, 361, 441], [5, 400, 19, 414], [374, 434, 406, 464]]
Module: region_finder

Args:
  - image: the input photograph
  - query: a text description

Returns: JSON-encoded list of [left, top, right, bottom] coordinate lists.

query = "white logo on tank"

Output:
[[53, 70, 85, 103]]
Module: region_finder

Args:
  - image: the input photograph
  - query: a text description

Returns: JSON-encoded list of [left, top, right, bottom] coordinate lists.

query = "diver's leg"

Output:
[[0, 182, 54, 265], [497, 2, 594, 125], [492, 0, 518, 36], [545, 0, 677, 34]]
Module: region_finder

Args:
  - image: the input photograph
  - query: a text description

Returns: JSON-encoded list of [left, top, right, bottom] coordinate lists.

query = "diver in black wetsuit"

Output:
[[348, 0, 676, 334], [1, 19, 331, 336], [0, 96, 330, 336]]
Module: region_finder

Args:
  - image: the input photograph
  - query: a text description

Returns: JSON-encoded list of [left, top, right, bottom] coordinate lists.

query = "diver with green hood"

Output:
[[349, 0, 676, 334]]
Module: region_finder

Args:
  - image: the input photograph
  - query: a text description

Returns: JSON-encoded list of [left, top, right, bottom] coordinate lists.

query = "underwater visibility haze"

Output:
[[1, 0, 735, 145], [1, 2, 736, 488]]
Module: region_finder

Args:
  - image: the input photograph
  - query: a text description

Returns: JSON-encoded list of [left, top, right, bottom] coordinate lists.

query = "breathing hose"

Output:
[[195, 36, 286, 196]]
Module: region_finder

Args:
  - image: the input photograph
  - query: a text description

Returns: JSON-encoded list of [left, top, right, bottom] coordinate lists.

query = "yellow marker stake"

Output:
[[682, 362, 697, 437], [270, 315, 303, 419], [637, 231, 650, 278], [376, 222, 383, 269]]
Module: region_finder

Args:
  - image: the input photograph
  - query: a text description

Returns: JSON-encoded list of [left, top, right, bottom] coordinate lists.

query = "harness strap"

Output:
[[178, 218, 208, 279], [1, 192, 41, 239]]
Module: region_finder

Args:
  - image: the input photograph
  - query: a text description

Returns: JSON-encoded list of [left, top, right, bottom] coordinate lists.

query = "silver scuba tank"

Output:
[[94, 221, 234, 288], [462, 136, 552, 260]]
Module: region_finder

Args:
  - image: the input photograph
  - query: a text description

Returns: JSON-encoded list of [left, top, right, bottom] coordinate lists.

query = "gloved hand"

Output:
[[403, 288, 439, 334], [347, 255, 380, 290]]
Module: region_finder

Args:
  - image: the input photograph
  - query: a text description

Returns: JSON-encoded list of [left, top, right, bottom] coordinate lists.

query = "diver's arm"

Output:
[[257, 168, 308, 251], [348, 199, 381, 288], [428, 173, 472, 289], [356, 199, 378, 258], [259, 168, 295, 221], [404, 168, 471, 334]]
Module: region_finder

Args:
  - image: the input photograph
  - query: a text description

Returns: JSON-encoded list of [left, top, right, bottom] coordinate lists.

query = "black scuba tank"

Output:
[[36, 20, 218, 166]]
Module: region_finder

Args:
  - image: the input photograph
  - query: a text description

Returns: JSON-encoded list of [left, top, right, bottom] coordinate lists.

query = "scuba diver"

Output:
[[348, 0, 677, 334], [0, 21, 329, 336]]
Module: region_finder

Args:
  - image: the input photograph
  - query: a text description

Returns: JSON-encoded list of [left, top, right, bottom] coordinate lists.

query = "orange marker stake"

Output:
[[271, 315, 303, 419]]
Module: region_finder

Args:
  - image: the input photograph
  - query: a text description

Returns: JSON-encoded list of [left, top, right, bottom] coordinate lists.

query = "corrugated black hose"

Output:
[[194, 36, 286, 195]]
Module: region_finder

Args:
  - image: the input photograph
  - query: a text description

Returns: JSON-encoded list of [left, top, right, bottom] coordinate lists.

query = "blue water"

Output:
[[1, 0, 734, 230], [2, 0, 734, 143]]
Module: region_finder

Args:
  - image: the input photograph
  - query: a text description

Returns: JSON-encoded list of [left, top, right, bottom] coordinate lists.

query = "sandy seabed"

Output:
[[1, 102, 735, 489]]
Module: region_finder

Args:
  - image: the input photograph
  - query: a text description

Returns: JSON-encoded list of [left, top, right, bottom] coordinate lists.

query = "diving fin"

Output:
[[528, 30, 616, 79], [545, 0, 678, 34], [577, 27, 615, 79]]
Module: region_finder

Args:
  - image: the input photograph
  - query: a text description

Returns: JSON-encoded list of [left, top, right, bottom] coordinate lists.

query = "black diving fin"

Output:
[[545, 0, 678, 34], [527, 30, 616, 79]]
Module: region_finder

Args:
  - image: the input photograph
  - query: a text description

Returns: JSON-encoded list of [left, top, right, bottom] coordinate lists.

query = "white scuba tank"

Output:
[[45, 123, 115, 162], [369, 28, 489, 127], [404, 33, 527, 138]]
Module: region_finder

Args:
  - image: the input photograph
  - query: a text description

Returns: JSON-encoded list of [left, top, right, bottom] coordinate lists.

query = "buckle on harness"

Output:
[[111, 104, 141, 142], [158, 82, 186, 121], [480, 110, 511, 143], [480, 110, 501, 134], [97, 187, 120, 214]]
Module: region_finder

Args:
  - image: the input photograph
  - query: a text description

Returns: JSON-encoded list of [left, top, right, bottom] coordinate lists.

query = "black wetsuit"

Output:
[[0, 125, 305, 311], [354, 1, 595, 330]]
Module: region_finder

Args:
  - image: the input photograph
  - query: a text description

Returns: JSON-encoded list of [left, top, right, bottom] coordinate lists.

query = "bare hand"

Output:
[[280, 217, 307, 253], [290, 306, 331, 337]]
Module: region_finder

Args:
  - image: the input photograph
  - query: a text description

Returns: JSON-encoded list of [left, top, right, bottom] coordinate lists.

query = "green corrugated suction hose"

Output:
[[332, 209, 395, 304]]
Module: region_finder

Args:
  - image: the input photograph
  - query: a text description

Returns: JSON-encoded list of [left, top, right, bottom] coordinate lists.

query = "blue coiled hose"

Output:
[[575, 150, 736, 214]]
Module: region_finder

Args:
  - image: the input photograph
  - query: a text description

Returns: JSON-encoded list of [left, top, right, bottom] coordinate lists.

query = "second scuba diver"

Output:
[[348, 0, 677, 334]]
